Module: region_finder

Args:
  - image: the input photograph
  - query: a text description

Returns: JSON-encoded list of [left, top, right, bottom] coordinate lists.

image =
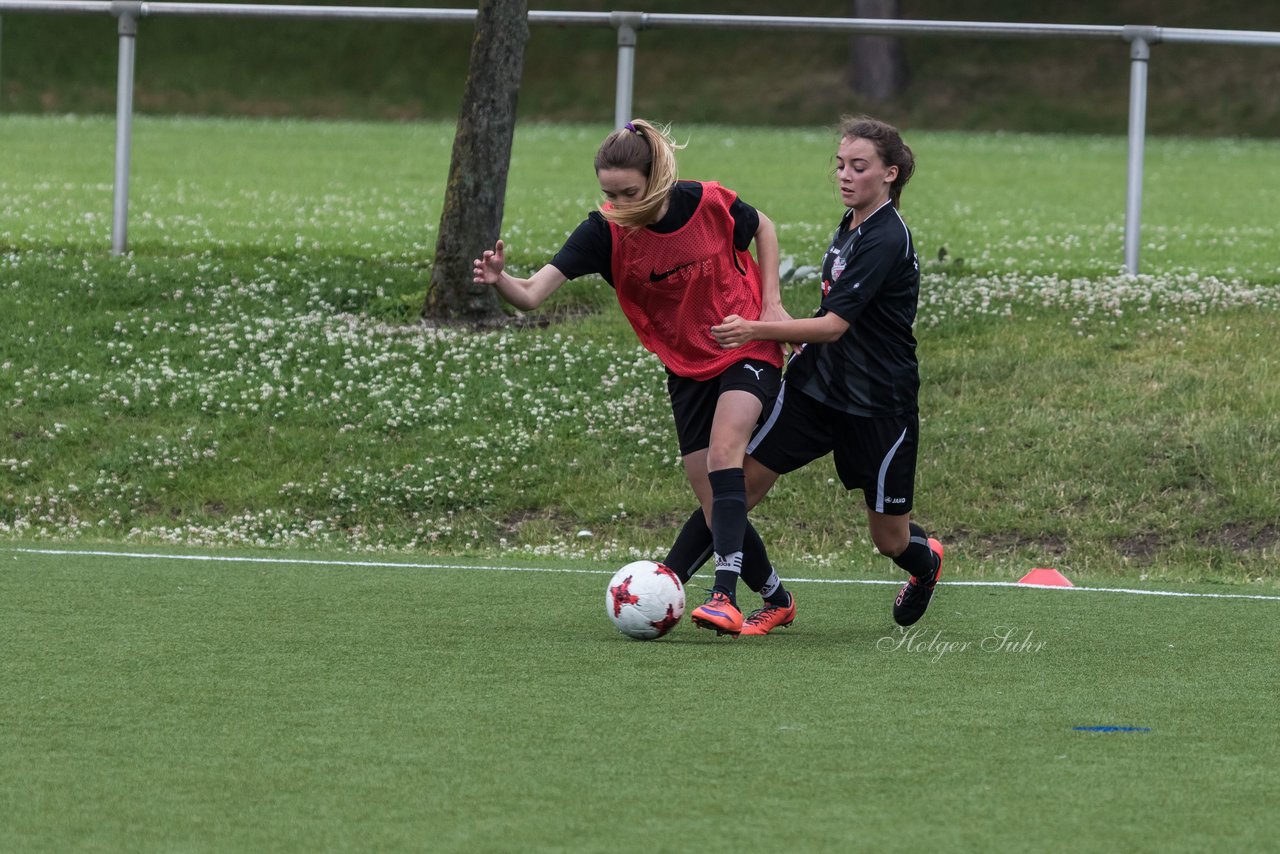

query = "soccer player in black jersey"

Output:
[[473, 119, 796, 636], [712, 116, 945, 628]]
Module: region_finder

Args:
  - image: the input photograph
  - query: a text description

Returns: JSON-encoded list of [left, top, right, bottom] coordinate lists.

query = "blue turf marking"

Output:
[[1072, 726, 1152, 733]]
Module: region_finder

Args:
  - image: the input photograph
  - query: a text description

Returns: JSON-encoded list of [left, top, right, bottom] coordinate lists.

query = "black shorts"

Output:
[[667, 359, 782, 456], [747, 383, 919, 515]]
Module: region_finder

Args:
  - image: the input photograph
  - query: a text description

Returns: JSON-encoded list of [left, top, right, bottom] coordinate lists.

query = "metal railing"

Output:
[[2, 2, 1279, 273]]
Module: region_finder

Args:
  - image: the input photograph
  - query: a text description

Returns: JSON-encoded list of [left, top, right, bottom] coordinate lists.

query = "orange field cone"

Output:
[[1017, 567, 1074, 587]]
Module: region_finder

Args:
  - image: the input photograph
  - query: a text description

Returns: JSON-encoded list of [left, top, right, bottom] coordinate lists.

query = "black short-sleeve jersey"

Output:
[[784, 201, 921, 416], [549, 181, 761, 286]]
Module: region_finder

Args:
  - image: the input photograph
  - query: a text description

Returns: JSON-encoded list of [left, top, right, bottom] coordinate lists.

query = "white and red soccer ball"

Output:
[[606, 560, 685, 640]]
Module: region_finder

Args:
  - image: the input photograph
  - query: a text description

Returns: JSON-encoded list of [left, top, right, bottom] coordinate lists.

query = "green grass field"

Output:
[[3, 545, 1278, 852], [2, 116, 1278, 581], [2, 115, 1280, 850]]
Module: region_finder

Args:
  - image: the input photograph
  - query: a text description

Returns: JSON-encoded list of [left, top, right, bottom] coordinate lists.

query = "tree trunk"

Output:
[[847, 0, 908, 103], [424, 0, 529, 322]]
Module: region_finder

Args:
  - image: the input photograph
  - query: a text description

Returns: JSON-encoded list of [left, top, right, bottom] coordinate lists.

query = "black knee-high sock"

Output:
[[663, 501, 789, 605], [742, 522, 792, 607], [709, 467, 747, 601], [892, 521, 939, 579], [664, 509, 713, 584], [738, 521, 767, 593]]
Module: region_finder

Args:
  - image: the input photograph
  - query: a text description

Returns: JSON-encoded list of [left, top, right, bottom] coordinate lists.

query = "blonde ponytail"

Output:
[[594, 119, 683, 228]]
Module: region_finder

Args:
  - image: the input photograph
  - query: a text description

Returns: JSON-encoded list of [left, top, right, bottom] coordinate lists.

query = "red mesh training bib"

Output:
[[609, 182, 782, 380]]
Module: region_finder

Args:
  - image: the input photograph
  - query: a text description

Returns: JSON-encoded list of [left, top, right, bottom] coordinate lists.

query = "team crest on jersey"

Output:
[[822, 245, 844, 297], [825, 252, 848, 297]]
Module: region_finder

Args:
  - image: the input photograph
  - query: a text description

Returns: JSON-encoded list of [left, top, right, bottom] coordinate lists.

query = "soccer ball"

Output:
[[606, 560, 685, 640]]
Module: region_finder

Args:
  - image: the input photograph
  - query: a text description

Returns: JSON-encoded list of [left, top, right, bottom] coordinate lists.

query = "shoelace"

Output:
[[743, 605, 781, 624], [697, 588, 733, 605]]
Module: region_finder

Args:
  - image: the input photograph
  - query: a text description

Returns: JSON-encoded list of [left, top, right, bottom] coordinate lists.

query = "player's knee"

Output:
[[705, 443, 747, 473], [871, 527, 908, 558]]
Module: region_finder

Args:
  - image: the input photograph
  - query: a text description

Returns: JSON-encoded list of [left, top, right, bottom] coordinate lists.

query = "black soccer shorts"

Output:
[[666, 359, 782, 456], [748, 383, 919, 515]]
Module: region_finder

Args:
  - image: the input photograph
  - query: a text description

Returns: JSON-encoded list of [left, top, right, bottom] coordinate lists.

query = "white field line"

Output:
[[7, 547, 1280, 602]]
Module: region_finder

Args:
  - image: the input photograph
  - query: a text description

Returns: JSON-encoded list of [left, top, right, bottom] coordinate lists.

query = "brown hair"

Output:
[[594, 119, 683, 228], [838, 115, 915, 209]]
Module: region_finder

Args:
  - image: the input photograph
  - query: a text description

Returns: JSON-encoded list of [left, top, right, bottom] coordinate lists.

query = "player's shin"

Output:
[[708, 467, 747, 602], [664, 508, 713, 584]]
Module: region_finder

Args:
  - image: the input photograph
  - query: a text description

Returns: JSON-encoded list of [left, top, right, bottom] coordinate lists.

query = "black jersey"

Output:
[[784, 201, 921, 417], [549, 181, 761, 286]]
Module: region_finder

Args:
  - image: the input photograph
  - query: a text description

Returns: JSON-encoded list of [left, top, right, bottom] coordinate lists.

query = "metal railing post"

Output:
[[111, 1, 141, 256], [611, 12, 645, 128], [1123, 26, 1159, 276]]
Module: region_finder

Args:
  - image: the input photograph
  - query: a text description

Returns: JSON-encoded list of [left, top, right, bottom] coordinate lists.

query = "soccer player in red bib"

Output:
[[712, 116, 946, 629], [473, 119, 796, 636]]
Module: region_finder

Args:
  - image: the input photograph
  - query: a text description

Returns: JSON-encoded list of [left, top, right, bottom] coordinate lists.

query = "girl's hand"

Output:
[[711, 314, 753, 349], [760, 301, 792, 326], [759, 301, 796, 356], [472, 239, 506, 285]]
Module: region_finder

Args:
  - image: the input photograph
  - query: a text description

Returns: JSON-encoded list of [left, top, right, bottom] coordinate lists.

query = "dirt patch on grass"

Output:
[[1196, 524, 1280, 552], [965, 526, 1280, 563], [949, 528, 1068, 557], [1113, 533, 1163, 560]]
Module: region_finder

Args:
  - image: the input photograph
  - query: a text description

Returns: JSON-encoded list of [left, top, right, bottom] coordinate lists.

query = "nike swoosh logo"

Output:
[[649, 262, 695, 282]]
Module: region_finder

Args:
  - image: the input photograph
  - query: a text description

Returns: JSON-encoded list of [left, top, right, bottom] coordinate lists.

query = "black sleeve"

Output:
[[549, 212, 614, 286], [729, 196, 761, 253]]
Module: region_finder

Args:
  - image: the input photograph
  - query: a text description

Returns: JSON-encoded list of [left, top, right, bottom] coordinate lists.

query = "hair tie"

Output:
[[624, 122, 638, 133]]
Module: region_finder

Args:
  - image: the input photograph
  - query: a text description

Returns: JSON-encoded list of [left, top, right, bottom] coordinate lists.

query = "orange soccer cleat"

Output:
[[739, 594, 797, 636], [690, 591, 744, 636]]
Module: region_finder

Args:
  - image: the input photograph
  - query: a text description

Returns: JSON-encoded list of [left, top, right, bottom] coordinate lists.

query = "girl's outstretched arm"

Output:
[[473, 239, 568, 311], [711, 311, 848, 349]]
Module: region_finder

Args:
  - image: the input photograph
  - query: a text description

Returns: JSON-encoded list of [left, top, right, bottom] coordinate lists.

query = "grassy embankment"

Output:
[[1, 0, 1279, 135], [3, 116, 1278, 584]]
